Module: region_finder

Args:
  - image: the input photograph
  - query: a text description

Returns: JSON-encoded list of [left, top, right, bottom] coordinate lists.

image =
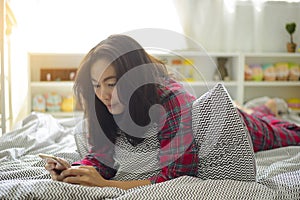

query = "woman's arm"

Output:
[[60, 165, 151, 190], [105, 179, 151, 190], [149, 80, 199, 183], [72, 153, 116, 180]]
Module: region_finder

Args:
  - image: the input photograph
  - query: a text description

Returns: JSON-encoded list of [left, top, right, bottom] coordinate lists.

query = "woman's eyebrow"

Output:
[[91, 76, 116, 83], [103, 76, 117, 82]]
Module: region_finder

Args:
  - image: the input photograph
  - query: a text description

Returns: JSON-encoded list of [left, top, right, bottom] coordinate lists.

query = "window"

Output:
[[10, 0, 183, 52]]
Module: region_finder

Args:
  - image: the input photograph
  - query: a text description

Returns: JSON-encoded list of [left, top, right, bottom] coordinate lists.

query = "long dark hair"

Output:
[[73, 34, 169, 150]]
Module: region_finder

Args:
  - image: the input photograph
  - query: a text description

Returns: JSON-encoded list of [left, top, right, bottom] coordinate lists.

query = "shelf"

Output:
[[150, 50, 240, 57], [244, 53, 300, 65], [43, 111, 83, 118], [27, 52, 300, 119], [244, 81, 300, 87], [244, 52, 300, 57], [31, 81, 74, 87], [31, 81, 74, 96], [182, 81, 238, 87]]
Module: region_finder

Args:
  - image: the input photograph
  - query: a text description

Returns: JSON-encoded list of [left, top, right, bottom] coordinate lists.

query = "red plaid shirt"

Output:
[[73, 79, 199, 183], [73, 80, 300, 183]]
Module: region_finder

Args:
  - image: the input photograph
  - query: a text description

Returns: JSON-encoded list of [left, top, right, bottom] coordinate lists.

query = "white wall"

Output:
[[174, 0, 300, 52]]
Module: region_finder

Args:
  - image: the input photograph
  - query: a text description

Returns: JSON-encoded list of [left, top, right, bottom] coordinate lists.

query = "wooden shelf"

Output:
[[244, 81, 300, 87], [31, 81, 74, 87], [46, 111, 83, 118], [181, 81, 238, 87]]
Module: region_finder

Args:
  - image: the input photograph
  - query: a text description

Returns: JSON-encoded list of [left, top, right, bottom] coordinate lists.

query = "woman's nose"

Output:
[[97, 88, 111, 101]]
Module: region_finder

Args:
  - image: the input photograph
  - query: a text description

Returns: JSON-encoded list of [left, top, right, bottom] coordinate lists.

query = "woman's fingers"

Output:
[[60, 166, 104, 186], [44, 157, 69, 180], [60, 166, 91, 177]]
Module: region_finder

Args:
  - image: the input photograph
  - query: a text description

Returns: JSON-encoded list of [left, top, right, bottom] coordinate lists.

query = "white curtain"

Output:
[[174, 0, 300, 52]]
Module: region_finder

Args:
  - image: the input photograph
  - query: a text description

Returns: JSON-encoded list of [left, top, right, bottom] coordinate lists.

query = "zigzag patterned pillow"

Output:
[[192, 83, 256, 181]]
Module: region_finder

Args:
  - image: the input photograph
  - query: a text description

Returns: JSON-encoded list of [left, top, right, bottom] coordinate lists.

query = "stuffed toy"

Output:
[[244, 64, 253, 81], [287, 98, 300, 111], [249, 64, 263, 81], [61, 95, 75, 112], [32, 94, 46, 112], [275, 62, 289, 81], [288, 63, 300, 81], [45, 92, 62, 112], [262, 64, 276, 81]]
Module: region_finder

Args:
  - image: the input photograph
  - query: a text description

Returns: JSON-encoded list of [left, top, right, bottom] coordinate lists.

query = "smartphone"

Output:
[[39, 153, 71, 169]]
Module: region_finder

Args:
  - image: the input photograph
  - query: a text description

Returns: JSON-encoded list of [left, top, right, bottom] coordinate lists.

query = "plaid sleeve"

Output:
[[237, 106, 300, 152], [72, 149, 117, 180], [149, 80, 199, 184]]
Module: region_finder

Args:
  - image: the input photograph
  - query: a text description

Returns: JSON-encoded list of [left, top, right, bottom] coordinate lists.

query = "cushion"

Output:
[[192, 83, 256, 181]]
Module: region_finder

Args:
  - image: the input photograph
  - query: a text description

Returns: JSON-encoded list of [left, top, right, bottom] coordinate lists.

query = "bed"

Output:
[[1, 84, 300, 199]]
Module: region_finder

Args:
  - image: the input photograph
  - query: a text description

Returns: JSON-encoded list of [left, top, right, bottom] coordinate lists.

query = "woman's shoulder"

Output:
[[158, 78, 196, 102]]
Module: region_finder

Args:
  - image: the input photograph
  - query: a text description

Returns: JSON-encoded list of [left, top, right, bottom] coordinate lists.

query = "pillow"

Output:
[[191, 83, 256, 182]]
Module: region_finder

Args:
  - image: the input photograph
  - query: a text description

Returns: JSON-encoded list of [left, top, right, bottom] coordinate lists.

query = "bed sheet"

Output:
[[0, 113, 299, 200]]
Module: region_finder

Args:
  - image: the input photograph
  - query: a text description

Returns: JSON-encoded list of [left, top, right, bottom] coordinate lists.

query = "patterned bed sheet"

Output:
[[0, 113, 299, 200]]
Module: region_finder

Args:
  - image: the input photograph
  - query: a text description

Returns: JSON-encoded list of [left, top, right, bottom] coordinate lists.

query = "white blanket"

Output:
[[0, 113, 299, 199]]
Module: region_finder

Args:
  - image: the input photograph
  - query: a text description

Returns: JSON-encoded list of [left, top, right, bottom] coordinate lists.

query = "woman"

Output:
[[46, 34, 198, 189], [45, 34, 300, 189]]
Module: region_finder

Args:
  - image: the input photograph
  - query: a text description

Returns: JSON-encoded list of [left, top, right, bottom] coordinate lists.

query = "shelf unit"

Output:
[[152, 51, 243, 102], [242, 53, 300, 102], [28, 53, 85, 118], [27, 51, 300, 118]]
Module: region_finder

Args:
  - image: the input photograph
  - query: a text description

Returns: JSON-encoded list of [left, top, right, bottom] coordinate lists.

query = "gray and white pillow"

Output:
[[192, 83, 256, 182]]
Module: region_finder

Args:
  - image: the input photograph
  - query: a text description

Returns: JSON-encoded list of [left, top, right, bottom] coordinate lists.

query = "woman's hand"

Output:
[[44, 157, 69, 181], [60, 166, 108, 187]]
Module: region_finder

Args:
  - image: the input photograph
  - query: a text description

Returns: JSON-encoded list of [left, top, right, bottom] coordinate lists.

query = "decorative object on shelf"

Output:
[[46, 73, 51, 81], [182, 59, 196, 82], [32, 94, 46, 112], [246, 62, 300, 82], [61, 95, 75, 112], [169, 59, 184, 81], [45, 92, 62, 112], [275, 62, 289, 81], [262, 64, 276, 81], [285, 22, 297, 53], [40, 68, 77, 81], [287, 98, 300, 111], [249, 64, 263, 81], [244, 64, 253, 81], [69, 72, 76, 81], [288, 63, 300, 81], [169, 58, 196, 82], [214, 57, 230, 81]]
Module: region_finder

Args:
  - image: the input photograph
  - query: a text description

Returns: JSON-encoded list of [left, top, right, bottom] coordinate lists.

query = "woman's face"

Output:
[[90, 59, 125, 115]]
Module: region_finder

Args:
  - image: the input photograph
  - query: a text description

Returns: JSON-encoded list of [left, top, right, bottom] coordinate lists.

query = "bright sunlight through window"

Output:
[[10, 0, 183, 53]]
